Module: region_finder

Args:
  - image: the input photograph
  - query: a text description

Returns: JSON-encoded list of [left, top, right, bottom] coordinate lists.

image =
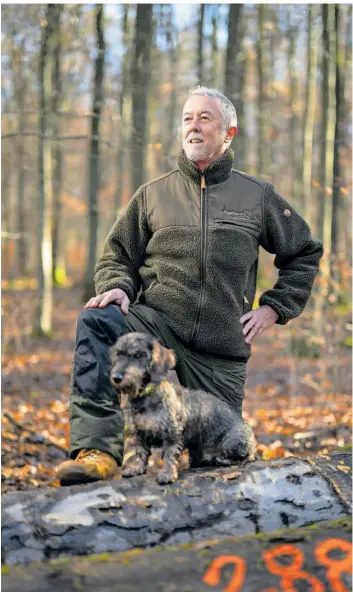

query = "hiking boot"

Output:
[[56, 448, 118, 486]]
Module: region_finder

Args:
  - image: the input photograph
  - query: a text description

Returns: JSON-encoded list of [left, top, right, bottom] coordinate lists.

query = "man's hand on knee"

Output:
[[85, 288, 130, 315]]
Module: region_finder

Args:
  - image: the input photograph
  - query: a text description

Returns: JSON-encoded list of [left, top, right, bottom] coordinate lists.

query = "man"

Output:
[[56, 87, 323, 486]]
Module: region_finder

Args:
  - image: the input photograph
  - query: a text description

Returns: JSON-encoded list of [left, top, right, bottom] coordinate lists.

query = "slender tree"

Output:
[[210, 5, 219, 87], [330, 5, 345, 269], [197, 5, 205, 85], [317, 4, 336, 249], [83, 5, 105, 302], [130, 4, 153, 191], [256, 5, 265, 175], [51, 5, 64, 284], [115, 4, 132, 212], [302, 5, 318, 225], [35, 4, 61, 335], [224, 5, 244, 169], [165, 5, 178, 170], [287, 12, 299, 203]]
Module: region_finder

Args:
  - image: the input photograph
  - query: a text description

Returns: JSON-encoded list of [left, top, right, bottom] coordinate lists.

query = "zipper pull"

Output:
[[201, 175, 206, 189], [244, 295, 249, 305]]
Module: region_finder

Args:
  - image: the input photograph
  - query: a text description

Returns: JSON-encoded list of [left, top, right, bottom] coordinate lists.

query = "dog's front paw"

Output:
[[156, 468, 178, 485], [122, 461, 146, 478], [215, 457, 232, 466]]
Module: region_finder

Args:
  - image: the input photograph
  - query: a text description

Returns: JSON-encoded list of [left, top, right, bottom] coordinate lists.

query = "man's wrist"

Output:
[[263, 304, 279, 322]]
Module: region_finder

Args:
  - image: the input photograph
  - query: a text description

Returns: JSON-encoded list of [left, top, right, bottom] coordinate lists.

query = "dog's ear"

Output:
[[149, 341, 176, 383]]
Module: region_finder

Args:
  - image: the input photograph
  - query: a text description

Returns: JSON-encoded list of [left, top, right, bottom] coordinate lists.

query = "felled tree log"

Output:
[[2, 451, 351, 568], [2, 518, 352, 592]]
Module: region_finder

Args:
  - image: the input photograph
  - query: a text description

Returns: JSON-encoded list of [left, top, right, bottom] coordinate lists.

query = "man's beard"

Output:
[[183, 137, 224, 163]]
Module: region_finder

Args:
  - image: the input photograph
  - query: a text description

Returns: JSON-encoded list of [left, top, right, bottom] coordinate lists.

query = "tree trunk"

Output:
[[165, 5, 178, 171], [83, 5, 105, 302], [317, 4, 336, 249], [15, 40, 27, 278], [115, 4, 131, 213], [130, 4, 153, 191], [51, 7, 64, 286], [209, 5, 219, 87], [287, 17, 299, 204], [34, 5, 58, 336], [302, 5, 318, 225], [256, 5, 265, 176], [3, 517, 351, 591], [2, 451, 351, 566], [330, 5, 345, 271], [197, 4, 205, 85], [224, 5, 244, 169]]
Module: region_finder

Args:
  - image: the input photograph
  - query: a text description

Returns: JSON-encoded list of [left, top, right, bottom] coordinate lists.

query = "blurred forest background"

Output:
[[1, 4, 352, 491]]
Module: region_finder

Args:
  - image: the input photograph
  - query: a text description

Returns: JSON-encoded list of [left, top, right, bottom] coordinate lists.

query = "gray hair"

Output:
[[188, 86, 238, 130]]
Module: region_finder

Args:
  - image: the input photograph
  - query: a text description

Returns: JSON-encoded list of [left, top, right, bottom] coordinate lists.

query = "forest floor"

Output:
[[2, 286, 352, 494]]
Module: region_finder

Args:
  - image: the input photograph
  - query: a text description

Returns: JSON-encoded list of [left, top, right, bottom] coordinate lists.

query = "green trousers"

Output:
[[69, 303, 247, 464]]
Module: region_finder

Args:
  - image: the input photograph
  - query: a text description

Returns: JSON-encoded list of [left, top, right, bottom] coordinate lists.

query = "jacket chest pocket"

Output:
[[213, 218, 259, 244]]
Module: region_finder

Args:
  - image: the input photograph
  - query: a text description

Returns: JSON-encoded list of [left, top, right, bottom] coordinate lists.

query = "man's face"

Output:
[[182, 95, 232, 168]]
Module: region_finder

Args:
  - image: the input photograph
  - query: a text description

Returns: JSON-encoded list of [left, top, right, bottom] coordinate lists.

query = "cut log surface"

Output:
[[2, 519, 352, 591], [2, 451, 351, 571]]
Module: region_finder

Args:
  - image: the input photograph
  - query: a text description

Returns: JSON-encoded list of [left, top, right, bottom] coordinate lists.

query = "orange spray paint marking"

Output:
[[203, 554, 246, 592], [315, 538, 352, 592], [263, 544, 325, 592]]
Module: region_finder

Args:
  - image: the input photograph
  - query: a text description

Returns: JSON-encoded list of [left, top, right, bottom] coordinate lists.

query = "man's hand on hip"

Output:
[[84, 288, 130, 315], [240, 305, 279, 344]]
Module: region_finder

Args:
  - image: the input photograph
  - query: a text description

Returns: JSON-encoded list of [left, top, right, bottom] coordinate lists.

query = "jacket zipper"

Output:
[[191, 175, 208, 344]]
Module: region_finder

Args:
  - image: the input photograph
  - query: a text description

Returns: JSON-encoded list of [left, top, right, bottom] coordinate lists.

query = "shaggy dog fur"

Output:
[[110, 332, 256, 485]]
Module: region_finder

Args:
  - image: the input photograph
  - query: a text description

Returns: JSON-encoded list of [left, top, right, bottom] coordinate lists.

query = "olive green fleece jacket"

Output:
[[95, 150, 323, 360]]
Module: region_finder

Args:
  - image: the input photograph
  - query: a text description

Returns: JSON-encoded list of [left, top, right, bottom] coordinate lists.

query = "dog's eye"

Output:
[[134, 352, 145, 359]]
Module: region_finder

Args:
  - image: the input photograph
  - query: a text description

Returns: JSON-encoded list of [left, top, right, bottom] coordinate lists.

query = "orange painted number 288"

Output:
[[203, 538, 352, 592]]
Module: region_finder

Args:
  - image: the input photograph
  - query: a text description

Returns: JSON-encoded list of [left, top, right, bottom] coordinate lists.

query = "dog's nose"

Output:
[[111, 371, 124, 383]]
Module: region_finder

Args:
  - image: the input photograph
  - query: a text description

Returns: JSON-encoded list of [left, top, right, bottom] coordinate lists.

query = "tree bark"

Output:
[[302, 5, 318, 225], [209, 5, 219, 87], [2, 517, 351, 591], [330, 5, 345, 269], [287, 15, 299, 204], [2, 451, 351, 566], [130, 4, 153, 191], [115, 4, 132, 213], [256, 5, 265, 176], [83, 5, 105, 302], [51, 6, 64, 285], [197, 4, 205, 85], [224, 5, 244, 169], [317, 5, 336, 248], [34, 5, 59, 336]]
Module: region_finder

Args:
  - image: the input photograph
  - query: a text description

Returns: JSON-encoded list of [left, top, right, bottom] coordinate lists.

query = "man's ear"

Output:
[[224, 126, 238, 144]]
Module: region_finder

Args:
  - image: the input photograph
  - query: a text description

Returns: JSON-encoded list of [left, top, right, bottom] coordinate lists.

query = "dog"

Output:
[[110, 332, 256, 485]]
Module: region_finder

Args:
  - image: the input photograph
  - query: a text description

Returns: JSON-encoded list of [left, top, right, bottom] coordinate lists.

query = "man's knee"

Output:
[[77, 305, 128, 339]]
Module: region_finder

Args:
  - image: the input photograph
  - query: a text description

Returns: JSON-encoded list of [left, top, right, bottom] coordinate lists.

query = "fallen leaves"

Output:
[[1, 286, 352, 492]]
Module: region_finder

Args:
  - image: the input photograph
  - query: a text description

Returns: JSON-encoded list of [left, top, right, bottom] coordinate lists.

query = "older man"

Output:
[[57, 87, 323, 485]]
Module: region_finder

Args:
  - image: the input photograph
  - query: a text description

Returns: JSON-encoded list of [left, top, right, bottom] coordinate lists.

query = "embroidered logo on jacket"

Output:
[[222, 207, 253, 220]]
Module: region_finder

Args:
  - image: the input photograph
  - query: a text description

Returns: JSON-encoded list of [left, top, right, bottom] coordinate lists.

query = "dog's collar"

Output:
[[138, 384, 157, 397]]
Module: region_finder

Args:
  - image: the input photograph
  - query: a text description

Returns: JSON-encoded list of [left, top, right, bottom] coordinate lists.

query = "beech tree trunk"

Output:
[[302, 5, 318, 225], [2, 451, 351, 567], [197, 4, 205, 85], [2, 517, 351, 592], [115, 4, 131, 212], [130, 4, 153, 191], [51, 7, 64, 285], [224, 5, 244, 169], [34, 5, 59, 336], [83, 5, 105, 302]]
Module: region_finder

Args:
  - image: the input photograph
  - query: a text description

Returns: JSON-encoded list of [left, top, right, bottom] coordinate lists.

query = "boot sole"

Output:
[[57, 466, 102, 487]]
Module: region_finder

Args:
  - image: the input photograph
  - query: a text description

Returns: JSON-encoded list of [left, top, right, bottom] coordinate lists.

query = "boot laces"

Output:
[[77, 449, 103, 461]]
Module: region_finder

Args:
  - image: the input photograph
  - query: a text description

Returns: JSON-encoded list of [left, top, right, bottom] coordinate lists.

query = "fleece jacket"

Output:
[[95, 149, 323, 360]]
